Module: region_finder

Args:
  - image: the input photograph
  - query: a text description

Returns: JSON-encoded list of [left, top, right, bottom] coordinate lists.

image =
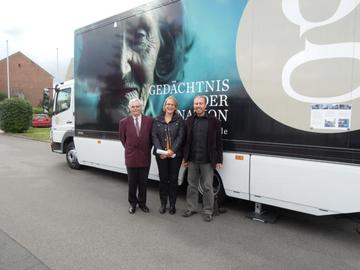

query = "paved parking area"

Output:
[[0, 134, 360, 270], [0, 229, 50, 270]]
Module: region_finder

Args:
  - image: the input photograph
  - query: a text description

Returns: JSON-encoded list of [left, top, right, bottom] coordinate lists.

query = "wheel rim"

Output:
[[198, 173, 221, 196], [67, 149, 77, 163]]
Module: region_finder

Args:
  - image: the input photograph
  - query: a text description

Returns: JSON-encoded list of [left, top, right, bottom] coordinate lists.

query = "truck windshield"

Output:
[[55, 88, 71, 114]]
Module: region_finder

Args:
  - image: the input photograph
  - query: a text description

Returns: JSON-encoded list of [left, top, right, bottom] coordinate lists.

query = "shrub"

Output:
[[0, 98, 33, 133], [33, 106, 44, 114], [0, 92, 7, 102]]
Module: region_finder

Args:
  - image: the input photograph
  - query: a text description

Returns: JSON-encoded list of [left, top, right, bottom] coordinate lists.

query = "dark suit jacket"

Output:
[[183, 113, 223, 168], [119, 115, 153, 168]]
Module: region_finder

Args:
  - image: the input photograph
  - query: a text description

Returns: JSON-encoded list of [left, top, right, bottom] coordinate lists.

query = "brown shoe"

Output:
[[182, 210, 196, 217], [203, 214, 213, 222]]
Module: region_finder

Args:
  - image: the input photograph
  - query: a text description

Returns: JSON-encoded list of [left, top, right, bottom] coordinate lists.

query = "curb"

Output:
[[0, 228, 51, 270], [0, 131, 50, 143]]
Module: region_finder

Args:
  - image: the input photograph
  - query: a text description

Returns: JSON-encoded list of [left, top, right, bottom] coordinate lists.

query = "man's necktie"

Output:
[[135, 117, 140, 137]]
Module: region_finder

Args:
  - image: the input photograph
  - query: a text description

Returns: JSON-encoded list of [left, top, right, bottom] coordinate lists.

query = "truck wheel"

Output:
[[66, 142, 81, 170], [189, 170, 226, 204]]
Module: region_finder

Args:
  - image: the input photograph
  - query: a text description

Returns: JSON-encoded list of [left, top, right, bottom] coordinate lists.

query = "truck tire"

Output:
[[66, 142, 81, 170], [198, 171, 226, 204], [183, 169, 226, 205]]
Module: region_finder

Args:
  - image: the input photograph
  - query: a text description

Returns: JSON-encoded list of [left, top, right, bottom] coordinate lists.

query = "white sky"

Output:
[[0, 0, 152, 84]]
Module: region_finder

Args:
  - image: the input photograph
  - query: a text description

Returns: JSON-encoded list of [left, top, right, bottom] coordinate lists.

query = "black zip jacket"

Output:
[[183, 113, 223, 168], [151, 112, 185, 157]]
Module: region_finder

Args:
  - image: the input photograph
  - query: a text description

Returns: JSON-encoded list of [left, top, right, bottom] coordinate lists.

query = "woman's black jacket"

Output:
[[151, 112, 185, 157]]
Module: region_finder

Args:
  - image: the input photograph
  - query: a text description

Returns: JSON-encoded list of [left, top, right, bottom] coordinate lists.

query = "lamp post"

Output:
[[56, 47, 59, 84], [6, 40, 10, 98]]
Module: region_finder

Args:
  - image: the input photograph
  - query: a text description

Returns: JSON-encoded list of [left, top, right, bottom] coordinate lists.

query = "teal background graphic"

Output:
[[147, 0, 247, 113]]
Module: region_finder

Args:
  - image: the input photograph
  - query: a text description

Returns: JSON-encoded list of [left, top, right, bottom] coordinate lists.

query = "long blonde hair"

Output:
[[162, 96, 178, 112]]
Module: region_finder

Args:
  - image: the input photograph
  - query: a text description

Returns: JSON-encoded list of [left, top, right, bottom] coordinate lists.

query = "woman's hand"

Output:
[[160, 154, 167, 159], [167, 149, 175, 157]]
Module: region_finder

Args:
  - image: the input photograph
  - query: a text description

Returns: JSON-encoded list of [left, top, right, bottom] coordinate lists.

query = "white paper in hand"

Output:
[[156, 149, 176, 158]]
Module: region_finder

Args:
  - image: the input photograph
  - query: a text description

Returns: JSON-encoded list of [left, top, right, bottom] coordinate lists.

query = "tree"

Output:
[[0, 92, 7, 102]]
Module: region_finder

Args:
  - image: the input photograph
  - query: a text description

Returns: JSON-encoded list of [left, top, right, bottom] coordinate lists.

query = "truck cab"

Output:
[[50, 80, 79, 168]]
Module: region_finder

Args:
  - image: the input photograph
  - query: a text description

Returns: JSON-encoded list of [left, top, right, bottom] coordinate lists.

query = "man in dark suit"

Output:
[[119, 98, 154, 214]]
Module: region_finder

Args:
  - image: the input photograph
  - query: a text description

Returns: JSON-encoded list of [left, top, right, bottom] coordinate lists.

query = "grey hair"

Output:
[[128, 98, 143, 109], [154, 4, 193, 84]]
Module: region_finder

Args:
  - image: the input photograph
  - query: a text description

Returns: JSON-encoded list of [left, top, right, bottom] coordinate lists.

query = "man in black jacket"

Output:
[[182, 95, 223, 222]]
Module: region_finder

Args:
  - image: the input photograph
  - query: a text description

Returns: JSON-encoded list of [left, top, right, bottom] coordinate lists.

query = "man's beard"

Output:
[[113, 83, 151, 119], [96, 73, 152, 125], [123, 83, 150, 109]]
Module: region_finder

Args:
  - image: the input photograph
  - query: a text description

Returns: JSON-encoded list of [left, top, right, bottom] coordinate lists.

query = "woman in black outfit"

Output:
[[152, 96, 185, 214]]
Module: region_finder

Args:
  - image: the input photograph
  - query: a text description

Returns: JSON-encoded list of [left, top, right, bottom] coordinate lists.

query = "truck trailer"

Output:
[[51, 0, 360, 217]]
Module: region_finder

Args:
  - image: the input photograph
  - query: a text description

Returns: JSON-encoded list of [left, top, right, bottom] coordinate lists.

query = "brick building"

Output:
[[0, 52, 53, 106]]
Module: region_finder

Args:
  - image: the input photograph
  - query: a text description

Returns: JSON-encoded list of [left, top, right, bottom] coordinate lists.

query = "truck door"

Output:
[[52, 85, 73, 145]]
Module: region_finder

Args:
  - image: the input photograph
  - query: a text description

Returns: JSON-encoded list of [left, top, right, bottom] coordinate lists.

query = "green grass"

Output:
[[15, 127, 51, 142]]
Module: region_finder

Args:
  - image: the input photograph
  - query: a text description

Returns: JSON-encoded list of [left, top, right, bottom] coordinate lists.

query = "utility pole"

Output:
[[56, 48, 59, 83], [6, 40, 10, 98]]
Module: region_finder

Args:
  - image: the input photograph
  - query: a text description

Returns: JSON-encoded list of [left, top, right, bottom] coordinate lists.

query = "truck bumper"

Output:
[[51, 142, 63, 153]]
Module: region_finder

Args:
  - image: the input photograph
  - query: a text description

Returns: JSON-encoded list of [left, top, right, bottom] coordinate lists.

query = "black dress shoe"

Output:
[[182, 210, 196, 217], [159, 205, 166, 214], [168, 206, 176, 215], [139, 205, 150, 213], [128, 206, 136, 214]]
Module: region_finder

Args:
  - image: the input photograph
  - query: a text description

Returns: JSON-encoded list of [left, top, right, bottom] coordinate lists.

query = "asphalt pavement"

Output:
[[0, 134, 359, 270]]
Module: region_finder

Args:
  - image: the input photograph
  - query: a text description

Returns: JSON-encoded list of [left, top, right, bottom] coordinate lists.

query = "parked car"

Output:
[[32, 114, 51, 127]]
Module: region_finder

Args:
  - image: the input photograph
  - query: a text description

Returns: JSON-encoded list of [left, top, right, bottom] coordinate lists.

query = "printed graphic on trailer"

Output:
[[75, 0, 360, 142], [310, 104, 352, 130], [75, 0, 247, 139]]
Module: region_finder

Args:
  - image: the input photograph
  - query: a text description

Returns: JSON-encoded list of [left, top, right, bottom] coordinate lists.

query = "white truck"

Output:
[[51, 0, 360, 217]]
